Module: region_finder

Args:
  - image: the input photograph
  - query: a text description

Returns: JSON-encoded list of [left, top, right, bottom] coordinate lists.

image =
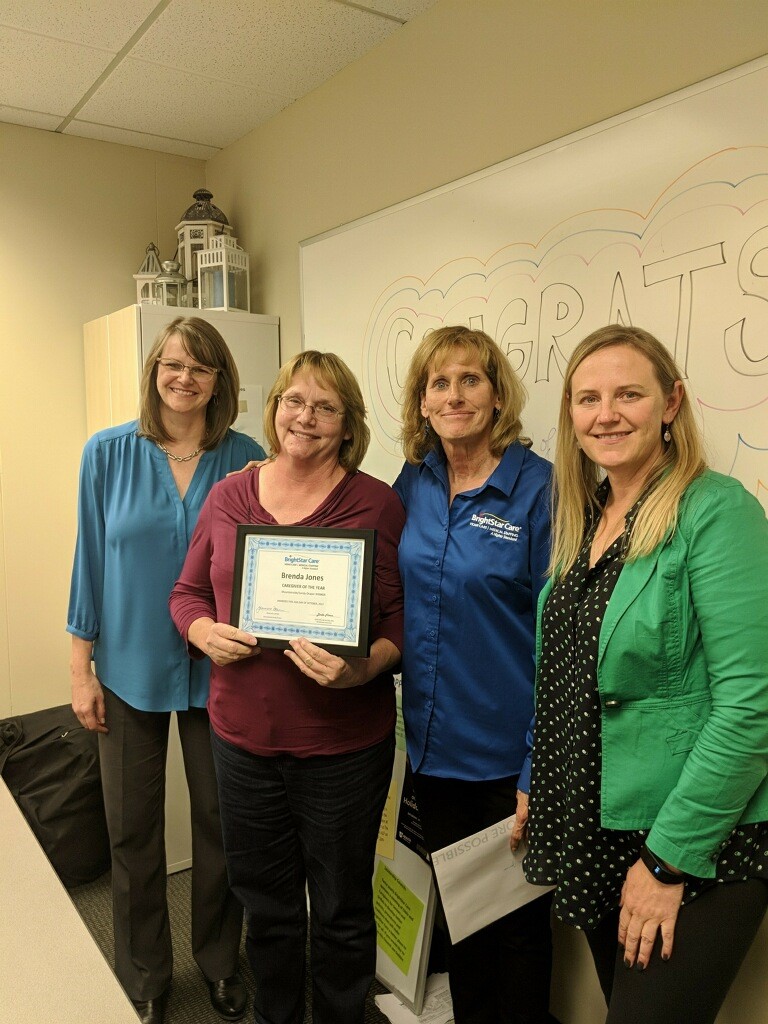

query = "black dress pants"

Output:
[[98, 688, 243, 1001], [412, 772, 557, 1024], [211, 731, 395, 1024], [585, 878, 768, 1024]]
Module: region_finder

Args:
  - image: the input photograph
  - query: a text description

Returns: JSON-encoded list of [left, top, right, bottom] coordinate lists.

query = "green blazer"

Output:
[[535, 470, 768, 878]]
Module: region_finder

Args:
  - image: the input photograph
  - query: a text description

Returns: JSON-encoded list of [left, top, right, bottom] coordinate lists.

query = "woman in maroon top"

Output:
[[170, 350, 404, 1024]]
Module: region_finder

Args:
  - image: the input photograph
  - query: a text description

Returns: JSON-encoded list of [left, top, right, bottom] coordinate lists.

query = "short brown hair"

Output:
[[399, 325, 530, 464], [138, 316, 240, 449], [263, 351, 370, 472]]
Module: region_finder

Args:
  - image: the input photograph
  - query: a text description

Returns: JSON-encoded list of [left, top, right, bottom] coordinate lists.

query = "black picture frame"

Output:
[[231, 524, 375, 657]]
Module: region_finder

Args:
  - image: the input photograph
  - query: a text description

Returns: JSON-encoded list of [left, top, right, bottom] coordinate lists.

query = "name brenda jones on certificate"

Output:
[[230, 525, 375, 657]]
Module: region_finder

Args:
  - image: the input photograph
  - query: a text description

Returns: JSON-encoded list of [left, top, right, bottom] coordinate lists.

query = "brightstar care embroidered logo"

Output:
[[469, 512, 522, 541]]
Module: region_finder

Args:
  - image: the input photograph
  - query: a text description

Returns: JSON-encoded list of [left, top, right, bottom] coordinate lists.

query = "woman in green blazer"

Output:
[[523, 324, 768, 1024]]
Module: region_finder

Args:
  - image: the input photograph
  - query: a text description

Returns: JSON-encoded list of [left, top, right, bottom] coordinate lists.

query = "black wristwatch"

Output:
[[639, 844, 685, 885]]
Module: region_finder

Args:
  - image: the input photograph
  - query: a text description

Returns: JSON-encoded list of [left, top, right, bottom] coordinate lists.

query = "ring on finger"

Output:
[[306, 657, 313, 667]]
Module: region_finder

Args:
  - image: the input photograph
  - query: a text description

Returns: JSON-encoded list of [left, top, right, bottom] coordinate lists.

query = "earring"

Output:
[[423, 417, 430, 439], [663, 424, 671, 443], [493, 407, 500, 421]]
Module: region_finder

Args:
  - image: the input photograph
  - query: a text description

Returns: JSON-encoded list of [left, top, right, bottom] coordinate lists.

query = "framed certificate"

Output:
[[231, 525, 376, 656]]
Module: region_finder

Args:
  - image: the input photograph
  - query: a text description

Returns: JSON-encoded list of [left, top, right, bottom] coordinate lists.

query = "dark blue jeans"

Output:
[[211, 731, 394, 1024]]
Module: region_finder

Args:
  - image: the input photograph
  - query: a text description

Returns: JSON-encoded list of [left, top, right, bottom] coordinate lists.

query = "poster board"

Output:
[[373, 682, 435, 1014], [301, 56, 768, 504]]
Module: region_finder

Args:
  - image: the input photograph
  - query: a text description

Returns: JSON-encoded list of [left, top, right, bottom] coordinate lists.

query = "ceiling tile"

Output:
[[0, 0, 440, 156], [131, 0, 400, 97], [0, 26, 115, 113], [0, 105, 63, 130], [0, 0, 158, 50], [348, 0, 438, 18], [64, 118, 220, 159], [77, 57, 293, 148]]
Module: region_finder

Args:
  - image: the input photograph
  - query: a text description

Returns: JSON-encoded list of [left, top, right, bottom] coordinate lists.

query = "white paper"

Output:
[[375, 972, 454, 1024], [431, 816, 554, 944], [249, 546, 351, 627], [233, 383, 264, 446], [236, 532, 367, 648]]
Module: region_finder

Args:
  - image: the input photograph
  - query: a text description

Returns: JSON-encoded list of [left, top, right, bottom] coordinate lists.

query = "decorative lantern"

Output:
[[175, 188, 233, 288], [198, 235, 250, 312], [152, 260, 189, 307], [133, 242, 162, 304]]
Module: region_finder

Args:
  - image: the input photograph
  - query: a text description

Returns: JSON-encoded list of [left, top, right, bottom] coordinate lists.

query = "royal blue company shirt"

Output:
[[67, 421, 265, 712], [394, 442, 551, 785]]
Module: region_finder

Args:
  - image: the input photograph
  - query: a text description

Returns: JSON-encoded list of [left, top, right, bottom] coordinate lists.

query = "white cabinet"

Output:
[[82, 304, 280, 872]]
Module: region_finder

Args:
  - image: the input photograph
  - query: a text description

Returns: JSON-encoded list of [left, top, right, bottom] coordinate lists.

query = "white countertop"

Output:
[[0, 777, 138, 1023]]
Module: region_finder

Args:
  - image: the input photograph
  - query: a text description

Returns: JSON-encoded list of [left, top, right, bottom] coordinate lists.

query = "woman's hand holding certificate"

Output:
[[188, 617, 260, 667]]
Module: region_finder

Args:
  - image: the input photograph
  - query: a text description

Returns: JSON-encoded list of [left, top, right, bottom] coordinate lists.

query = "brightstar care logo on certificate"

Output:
[[469, 512, 522, 541]]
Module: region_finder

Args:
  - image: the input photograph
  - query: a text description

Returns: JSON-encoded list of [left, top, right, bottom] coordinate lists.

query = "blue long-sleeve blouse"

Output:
[[394, 442, 552, 784], [67, 421, 265, 711]]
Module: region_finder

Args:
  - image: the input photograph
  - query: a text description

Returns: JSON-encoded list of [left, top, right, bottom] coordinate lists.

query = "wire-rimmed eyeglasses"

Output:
[[156, 358, 219, 381], [278, 394, 343, 421]]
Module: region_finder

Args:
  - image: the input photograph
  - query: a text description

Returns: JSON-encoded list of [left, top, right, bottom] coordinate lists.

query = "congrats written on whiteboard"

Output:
[[431, 817, 554, 944]]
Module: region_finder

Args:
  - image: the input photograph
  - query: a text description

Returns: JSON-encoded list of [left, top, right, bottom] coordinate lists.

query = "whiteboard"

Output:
[[301, 56, 768, 510]]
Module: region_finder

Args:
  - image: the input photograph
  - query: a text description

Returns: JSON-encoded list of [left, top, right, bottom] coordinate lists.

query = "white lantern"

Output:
[[198, 236, 250, 312], [152, 260, 189, 307], [133, 243, 161, 304], [175, 189, 233, 286]]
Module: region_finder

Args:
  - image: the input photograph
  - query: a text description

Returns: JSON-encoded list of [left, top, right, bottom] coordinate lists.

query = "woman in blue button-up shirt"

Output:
[[394, 326, 556, 1024], [67, 317, 264, 1024]]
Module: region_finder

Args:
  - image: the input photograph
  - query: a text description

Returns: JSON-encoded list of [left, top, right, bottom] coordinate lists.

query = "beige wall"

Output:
[[0, 123, 204, 716], [202, 1, 768, 1021]]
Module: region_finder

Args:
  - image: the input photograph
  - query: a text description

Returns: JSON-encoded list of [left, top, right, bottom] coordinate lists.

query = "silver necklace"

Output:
[[156, 441, 204, 463]]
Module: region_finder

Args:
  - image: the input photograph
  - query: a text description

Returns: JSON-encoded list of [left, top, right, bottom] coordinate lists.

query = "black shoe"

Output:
[[207, 975, 247, 1021], [131, 991, 167, 1024]]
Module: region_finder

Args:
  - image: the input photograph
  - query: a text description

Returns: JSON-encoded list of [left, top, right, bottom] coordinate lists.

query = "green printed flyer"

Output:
[[373, 862, 424, 974]]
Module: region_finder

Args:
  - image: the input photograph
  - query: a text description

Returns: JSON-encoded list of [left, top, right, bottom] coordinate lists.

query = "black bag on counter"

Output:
[[0, 704, 110, 887]]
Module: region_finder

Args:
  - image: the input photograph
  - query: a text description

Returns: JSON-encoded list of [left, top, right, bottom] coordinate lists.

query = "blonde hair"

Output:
[[400, 325, 530, 464], [263, 350, 370, 472], [551, 324, 706, 578], [138, 316, 240, 448]]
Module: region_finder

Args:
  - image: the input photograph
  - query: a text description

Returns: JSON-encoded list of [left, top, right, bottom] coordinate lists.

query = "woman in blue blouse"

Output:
[[394, 326, 557, 1024], [68, 317, 264, 1024]]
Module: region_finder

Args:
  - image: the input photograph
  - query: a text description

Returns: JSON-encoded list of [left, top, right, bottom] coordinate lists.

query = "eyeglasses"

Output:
[[278, 394, 343, 422], [156, 358, 219, 381]]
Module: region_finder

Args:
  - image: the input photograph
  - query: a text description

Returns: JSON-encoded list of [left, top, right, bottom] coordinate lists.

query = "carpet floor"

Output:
[[70, 869, 390, 1023]]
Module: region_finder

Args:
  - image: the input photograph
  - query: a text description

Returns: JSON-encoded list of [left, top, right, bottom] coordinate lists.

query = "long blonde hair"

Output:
[[550, 325, 706, 578], [400, 325, 530, 464]]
